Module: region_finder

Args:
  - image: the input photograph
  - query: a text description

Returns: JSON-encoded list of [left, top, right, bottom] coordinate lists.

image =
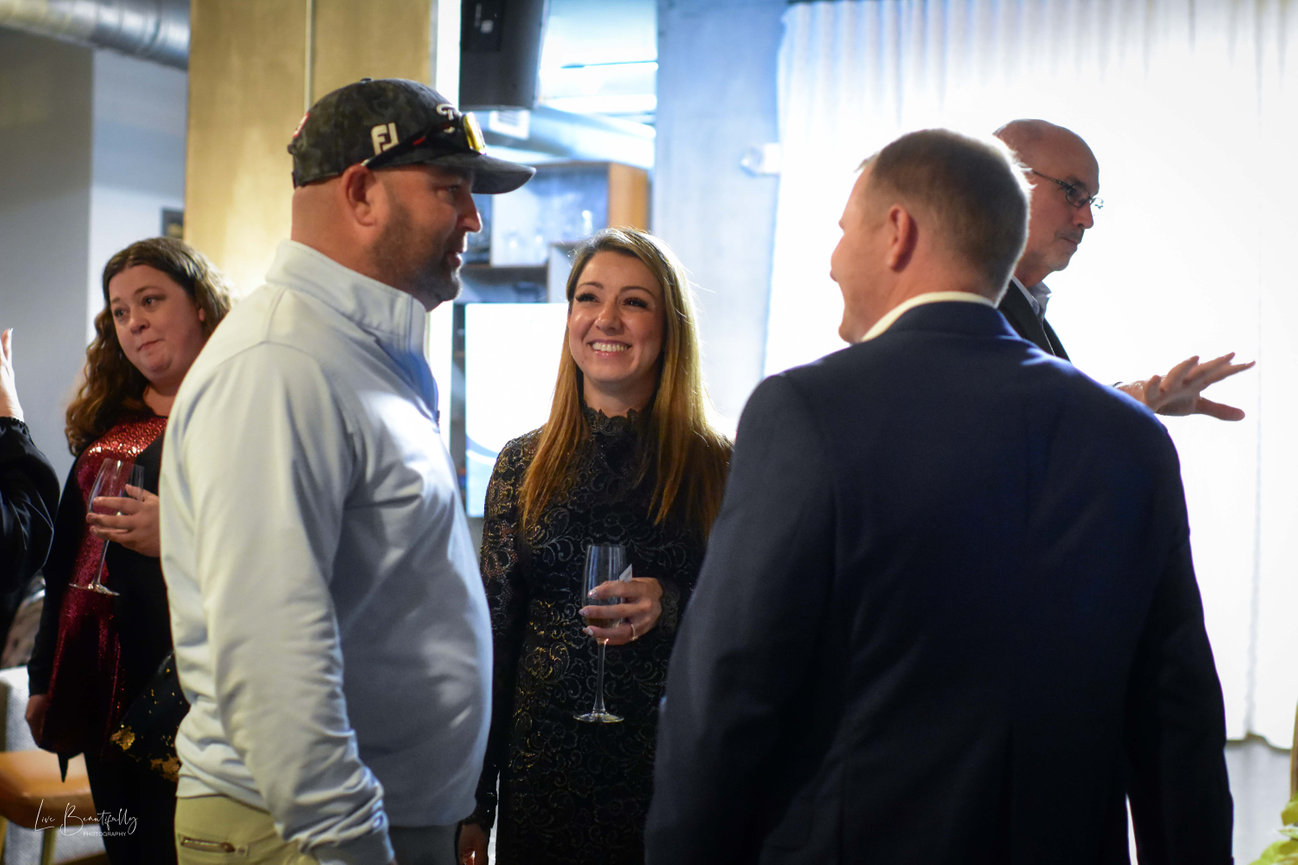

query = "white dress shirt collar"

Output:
[[1011, 276, 1052, 321], [860, 291, 995, 343]]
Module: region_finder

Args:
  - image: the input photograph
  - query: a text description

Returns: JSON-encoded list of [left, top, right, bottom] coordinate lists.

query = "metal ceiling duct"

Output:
[[0, 0, 189, 69], [0, 1, 656, 162]]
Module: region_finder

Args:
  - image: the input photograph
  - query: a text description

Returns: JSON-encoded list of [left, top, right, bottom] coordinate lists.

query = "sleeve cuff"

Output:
[[0, 416, 31, 438]]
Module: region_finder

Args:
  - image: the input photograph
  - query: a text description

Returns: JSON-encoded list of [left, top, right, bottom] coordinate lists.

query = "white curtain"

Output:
[[767, 0, 1298, 746]]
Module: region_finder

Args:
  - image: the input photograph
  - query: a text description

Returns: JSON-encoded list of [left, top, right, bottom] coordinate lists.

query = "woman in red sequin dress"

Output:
[[26, 237, 231, 864]]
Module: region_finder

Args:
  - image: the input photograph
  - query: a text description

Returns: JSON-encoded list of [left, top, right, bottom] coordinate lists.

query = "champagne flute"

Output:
[[575, 542, 631, 724], [76, 458, 144, 596]]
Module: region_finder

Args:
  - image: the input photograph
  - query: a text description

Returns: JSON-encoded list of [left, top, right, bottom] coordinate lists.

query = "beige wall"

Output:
[[185, 0, 443, 295]]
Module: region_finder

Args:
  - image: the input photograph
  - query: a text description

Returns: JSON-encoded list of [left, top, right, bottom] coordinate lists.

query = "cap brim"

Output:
[[428, 152, 536, 194]]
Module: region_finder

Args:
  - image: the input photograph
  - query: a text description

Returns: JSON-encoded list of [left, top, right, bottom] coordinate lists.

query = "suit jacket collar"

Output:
[[882, 297, 1025, 343], [997, 278, 1070, 360], [862, 291, 993, 342]]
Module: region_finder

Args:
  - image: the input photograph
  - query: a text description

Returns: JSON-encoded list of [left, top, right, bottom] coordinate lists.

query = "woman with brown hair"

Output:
[[460, 228, 731, 864], [26, 236, 231, 864]]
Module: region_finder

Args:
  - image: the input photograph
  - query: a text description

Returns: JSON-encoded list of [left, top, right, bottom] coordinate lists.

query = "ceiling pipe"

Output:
[[0, 0, 189, 70], [0, 1, 656, 164]]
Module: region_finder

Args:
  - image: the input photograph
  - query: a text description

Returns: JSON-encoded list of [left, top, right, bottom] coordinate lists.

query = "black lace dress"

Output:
[[469, 409, 706, 865]]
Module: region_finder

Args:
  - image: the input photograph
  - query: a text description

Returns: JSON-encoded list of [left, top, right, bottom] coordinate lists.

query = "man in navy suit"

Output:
[[994, 118, 1253, 418], [645, 129, 1232, 864]]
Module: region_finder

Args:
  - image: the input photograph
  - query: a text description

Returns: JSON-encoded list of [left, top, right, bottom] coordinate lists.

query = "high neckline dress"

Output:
[[470, 408, 706, 865]]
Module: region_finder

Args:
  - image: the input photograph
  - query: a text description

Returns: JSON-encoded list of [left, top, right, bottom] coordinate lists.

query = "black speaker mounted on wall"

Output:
[[460, 0, 548, 110]]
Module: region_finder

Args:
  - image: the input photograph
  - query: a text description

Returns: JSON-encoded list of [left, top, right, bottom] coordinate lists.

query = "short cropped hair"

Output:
[[864, 129, 1030, 294]]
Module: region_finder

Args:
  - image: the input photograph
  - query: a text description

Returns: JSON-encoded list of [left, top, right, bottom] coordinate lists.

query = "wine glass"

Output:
[[575, 542, 631, 724], [76, 458, 144, 596]]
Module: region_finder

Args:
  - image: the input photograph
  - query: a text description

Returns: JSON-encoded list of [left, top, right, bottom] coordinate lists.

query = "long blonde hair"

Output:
[[65, 237, 232, 454], [519, 228, 730, 535]]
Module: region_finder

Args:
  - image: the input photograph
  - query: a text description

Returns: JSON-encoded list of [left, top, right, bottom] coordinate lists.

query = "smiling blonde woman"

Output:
[[460, 228, 731, 865]]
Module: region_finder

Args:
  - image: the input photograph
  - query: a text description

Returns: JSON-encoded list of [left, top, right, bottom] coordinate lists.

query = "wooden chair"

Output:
[[0, 750, 95, 865]]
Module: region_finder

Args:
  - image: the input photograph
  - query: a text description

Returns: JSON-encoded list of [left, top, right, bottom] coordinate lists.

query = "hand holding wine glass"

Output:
[[87, 475, 160, 557], [78, 458, 144, 595], [575, 543, 630, 724], [580, 573, 664, 647]]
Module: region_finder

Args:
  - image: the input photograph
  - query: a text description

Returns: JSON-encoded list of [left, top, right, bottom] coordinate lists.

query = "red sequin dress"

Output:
[[28, 414, 179, 864], [69, 417, 167, 594], [29, 414, 169, 748]]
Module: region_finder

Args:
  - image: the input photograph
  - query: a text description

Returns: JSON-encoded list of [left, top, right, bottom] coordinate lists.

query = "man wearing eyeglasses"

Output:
[[160, 79, 534, 865], [995, 119, 1253, 419]]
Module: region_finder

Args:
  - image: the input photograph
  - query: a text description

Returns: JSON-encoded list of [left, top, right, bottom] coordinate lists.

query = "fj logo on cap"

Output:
[[371, 122, 399, 156]]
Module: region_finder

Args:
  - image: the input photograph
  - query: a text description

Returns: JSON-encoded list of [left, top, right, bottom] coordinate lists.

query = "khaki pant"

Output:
[[175, 795, 317, 865], [175, 793, 457, 865]]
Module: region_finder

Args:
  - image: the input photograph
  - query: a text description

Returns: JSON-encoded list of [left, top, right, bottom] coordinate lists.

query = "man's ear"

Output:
[[339, 164, 383, 229], [884, 204, 918, 271]]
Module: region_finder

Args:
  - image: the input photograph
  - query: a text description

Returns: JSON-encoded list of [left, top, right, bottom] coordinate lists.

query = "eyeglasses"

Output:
[[1030, 169, 1103, 211], [362, 111, 487, 171]]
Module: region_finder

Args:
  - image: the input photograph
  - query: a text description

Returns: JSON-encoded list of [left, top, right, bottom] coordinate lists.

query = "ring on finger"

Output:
[[630, 621, 638, 640]]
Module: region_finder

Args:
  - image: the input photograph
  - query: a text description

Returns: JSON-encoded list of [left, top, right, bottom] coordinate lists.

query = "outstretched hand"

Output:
[[87, 484, 161, 557], [1119, 352, 1255, 420]]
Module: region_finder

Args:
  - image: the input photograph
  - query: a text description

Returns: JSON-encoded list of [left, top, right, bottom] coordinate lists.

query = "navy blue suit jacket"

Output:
[[646, 301, 1231, 864]]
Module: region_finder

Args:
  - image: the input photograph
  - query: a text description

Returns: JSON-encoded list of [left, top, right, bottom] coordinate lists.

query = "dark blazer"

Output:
[[0, 418, 59, 636], [998, 278, 1069, 360], [646, 301, 1231, 865]]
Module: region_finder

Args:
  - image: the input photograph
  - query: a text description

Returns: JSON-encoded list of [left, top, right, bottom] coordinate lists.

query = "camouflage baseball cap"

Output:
[[287, 77, 535, 194]]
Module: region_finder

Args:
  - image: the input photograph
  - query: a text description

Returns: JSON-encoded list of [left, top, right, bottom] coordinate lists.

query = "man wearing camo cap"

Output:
[[160, 78, 534, 865]]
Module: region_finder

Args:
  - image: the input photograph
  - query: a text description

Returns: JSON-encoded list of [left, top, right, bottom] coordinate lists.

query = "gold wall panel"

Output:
[[186, 0, 438, 297], [310, 1, 434, 100]]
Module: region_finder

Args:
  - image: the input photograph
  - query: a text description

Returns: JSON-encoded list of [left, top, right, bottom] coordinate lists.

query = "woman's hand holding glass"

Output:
[[87, 482, 159, 557], [580, 576, 663, 646], [77, 459, 143, 595]]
